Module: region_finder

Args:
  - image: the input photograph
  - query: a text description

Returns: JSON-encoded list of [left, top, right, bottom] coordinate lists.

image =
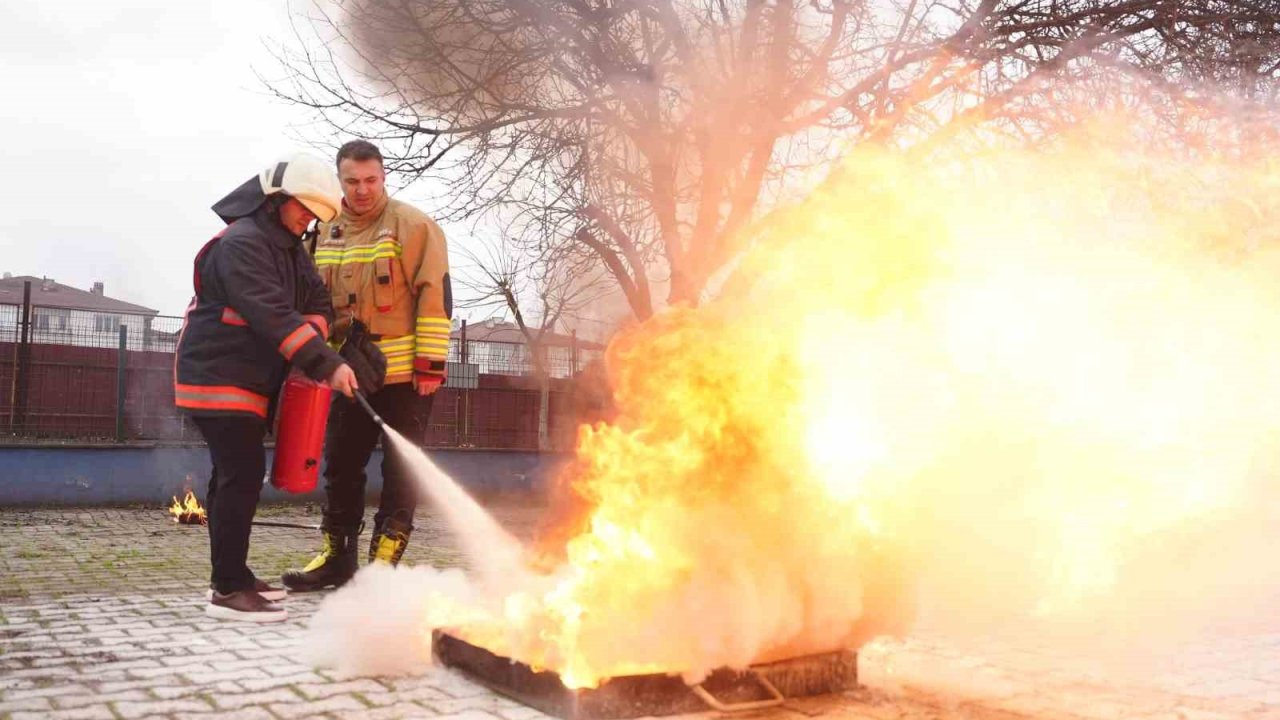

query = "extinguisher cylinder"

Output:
[[270, 371, 332, 493]]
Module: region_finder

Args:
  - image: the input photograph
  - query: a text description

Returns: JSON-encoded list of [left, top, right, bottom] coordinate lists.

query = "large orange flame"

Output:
[[430, 113, 1280, 689]]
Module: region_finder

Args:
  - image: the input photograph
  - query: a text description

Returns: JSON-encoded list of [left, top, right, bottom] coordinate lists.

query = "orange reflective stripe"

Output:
[[278, 323, 318, 360], [174, 384, 269, 417], [221, 307, 248, 326], [303, 314, 329, 340]]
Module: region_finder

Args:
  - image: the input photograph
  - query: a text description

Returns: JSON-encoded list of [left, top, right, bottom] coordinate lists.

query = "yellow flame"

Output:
[[168, 490, 207, 524], [438, 111, 1280, 687]]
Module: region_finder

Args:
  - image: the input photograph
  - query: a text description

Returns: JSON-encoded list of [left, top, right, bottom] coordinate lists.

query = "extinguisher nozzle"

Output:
[[354, 391, 387, 429]]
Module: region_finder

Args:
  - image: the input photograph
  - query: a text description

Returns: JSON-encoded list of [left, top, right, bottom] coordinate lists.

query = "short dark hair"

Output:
[[336, 140, 383, 168]]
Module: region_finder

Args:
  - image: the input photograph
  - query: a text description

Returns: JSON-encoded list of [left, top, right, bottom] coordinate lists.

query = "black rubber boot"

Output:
[[367, 517, 412, 567], [281, 522, 361, 592]]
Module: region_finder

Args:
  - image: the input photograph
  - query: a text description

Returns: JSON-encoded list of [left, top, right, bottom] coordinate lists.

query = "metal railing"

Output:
[[0, 283, 604, 450]]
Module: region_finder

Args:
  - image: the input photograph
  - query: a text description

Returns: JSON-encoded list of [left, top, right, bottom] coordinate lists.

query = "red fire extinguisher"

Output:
[[270, 370, 332, 493]]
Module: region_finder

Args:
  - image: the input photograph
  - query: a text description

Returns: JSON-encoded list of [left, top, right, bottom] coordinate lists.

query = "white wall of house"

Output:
[[0, 306, 168, 350]]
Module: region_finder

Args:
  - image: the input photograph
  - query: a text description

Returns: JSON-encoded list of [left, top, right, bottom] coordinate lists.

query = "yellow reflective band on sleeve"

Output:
[[374, 336, 414, 352], [375, 335, 417, 378], [415, 317, 451, 360], [415, 338, 450, 353], [385, 361, 414, 376]]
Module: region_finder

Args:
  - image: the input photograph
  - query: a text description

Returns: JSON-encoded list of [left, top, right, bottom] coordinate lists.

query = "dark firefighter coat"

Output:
[[174, 178, 343, 419]]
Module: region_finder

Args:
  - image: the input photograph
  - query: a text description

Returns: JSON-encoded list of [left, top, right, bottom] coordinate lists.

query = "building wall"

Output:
[[0, 306, 167, 351]]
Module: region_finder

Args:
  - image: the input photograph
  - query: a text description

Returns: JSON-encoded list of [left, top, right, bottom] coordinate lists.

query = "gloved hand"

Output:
[[339, 320, 387, 397], [413, 372, 444, 396], [412, 357, 446, 396]]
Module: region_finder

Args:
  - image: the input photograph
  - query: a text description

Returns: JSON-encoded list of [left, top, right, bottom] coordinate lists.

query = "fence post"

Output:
[[10, 280, 32, 433], [116, 323, 128, 442], [570, 330, 578, 375], [459, 319, 469, 447]]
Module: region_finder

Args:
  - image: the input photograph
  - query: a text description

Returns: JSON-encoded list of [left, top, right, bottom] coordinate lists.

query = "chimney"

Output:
[[41, 277, 55, 291], [2, 272, 10, 279], [91, 282, 104, 296]]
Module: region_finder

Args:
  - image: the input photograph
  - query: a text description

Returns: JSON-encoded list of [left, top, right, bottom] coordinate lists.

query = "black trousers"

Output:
[[322, 382, 433, 532], [192, 415, 267, 595]]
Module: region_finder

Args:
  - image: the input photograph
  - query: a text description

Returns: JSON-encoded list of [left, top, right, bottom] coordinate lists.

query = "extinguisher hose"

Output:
[[354, 391, 387, 429]]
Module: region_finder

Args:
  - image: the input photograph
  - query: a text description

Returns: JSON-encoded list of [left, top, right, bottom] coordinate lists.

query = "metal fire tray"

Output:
[[432, 630, 858, 719]]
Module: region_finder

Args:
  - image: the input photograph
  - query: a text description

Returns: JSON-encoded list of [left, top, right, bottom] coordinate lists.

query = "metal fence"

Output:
[[451, 340, 594, 379], [0, 286, 605, 450]]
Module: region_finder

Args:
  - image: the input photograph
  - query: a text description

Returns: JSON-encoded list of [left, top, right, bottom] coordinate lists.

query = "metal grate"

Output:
[[432, 631, 858, 720]]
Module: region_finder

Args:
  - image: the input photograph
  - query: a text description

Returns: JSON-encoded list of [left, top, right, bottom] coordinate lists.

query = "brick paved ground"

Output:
[[2, 505, 1277, 720]]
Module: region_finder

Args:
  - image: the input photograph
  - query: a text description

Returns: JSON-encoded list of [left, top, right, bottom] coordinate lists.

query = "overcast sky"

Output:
[[0, 1, 374, 317]]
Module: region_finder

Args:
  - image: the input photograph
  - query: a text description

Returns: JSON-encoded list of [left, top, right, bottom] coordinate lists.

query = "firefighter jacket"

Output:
[[175, 202, 343, 419], [314, 194, 452, 386]]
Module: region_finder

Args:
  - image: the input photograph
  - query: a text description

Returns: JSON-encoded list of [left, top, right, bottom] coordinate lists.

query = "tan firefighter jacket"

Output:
[[313, 194, 451, 385]]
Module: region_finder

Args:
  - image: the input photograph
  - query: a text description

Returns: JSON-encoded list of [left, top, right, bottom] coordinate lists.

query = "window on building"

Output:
[[94, 314, 122, 332], [34, 308, 70, 332]]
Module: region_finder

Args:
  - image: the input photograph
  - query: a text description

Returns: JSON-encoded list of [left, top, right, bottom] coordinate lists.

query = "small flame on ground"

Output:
[[168, 490, 207, 525]]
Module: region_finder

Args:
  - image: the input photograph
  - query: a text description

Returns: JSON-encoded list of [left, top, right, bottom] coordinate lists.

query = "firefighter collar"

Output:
[[251, 210, 305, 249], [338, 192, 390, 233]]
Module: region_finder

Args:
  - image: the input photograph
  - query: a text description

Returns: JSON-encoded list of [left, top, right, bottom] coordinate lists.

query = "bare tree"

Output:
[[455, 231, 613, 449], [272, 1, 1280, 322]]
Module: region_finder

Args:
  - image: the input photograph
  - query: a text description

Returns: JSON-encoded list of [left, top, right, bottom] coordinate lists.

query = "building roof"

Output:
[[452, 319, 604, 350], [0, 276, 158, 316]]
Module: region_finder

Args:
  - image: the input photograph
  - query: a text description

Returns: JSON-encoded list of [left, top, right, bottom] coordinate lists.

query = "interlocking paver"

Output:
[[149, 680, 241, 700], [0, 696, 55, 713], [428, 695, 527, 715], [430, 709, 511, 720], [178, 667, 267, 685], [494, 705, 552, 720], [4, 504, 1277, 720], [54, 689, 152, 709], [238, 670, 328, 692], [360, 701, 444, 719], [269, 693, 369, 718], [211, 687, 306, 710], [5, 683, 92, 701], [295, 678, 391, 700], [113, 697, 217, 716], [12, 707, 118, 720]]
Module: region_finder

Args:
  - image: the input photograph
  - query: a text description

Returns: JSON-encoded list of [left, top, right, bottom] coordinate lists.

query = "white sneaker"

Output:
[[205, 590, 288, 623]]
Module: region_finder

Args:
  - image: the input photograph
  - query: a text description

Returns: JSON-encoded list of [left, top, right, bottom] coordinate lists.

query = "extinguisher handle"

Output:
[[354, 391, 386, 430]]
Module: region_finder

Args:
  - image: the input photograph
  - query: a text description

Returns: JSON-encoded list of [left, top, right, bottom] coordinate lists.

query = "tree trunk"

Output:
[[536, 344, 551, 452]]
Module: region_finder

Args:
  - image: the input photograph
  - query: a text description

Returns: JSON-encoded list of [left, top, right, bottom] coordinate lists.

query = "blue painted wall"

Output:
[[0, 445, 567, 506]]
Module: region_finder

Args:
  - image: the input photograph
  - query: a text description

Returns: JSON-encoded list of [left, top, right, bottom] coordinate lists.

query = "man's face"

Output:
[[338, 157, 386, 214], [279, 198, 318, 237]]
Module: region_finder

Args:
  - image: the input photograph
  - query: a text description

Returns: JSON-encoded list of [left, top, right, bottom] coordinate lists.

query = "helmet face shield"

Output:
[[295, 196, 337, 223]]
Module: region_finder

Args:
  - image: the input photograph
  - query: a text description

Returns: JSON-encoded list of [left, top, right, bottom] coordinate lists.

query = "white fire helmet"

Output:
[[258, 153, 342, 223]]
